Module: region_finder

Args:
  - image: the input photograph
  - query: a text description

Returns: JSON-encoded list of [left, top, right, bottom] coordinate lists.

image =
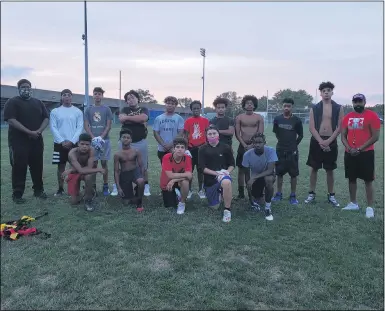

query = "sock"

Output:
[[265, 202, 271, 209], [178, 202, 185, 207]]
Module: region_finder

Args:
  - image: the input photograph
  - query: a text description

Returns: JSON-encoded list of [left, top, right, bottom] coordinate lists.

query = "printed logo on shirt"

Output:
[[278, 124, 293, 130], [348, 118, 364, 130], [93, 111, 102, 122], [192, 123, 202, 140]]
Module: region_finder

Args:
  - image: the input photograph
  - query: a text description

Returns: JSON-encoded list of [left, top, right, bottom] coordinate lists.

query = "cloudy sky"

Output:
[[1, 1, 383, 106]]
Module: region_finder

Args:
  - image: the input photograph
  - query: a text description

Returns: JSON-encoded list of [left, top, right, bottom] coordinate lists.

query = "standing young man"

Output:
[[114, 129, 145, 212], [50, 89, 83, 196], [114, 90, 151, 197], [61, 133, 105, 212], [305, 82, 344, 206], [160, 137, 192, 215], [209, 97, 235, 147], [153, 96, 184, 163], [83, 87, 113, 196], [341, 94, 381, 218], [199, 125, 235, 223], [184, 100, 209, 199], [243, 133, 278, 221], [235, 95, 264, 199], [4, 79, 49, 203], [271, 98, 303, 204]]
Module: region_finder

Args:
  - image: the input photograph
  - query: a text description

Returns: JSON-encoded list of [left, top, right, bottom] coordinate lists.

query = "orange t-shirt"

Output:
[[341, 109, 381, 151], [184, 116, 209, 148]]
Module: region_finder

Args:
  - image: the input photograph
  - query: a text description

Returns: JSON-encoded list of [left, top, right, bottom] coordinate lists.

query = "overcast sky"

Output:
[[1, 2, 383, 106]]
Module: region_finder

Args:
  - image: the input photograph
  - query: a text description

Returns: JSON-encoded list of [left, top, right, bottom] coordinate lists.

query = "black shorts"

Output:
[[189, 145, 204, 171], [119, 169, 142, 199], [251, 177, 266, 199], [276, 150, 299, 177], [158, 151, 171, 164], [162, 183, 180, 208], [344, 150, 375, 182], [236, 143, 252, 168], [52, 142, 74, 165], [306, 137, 338, 171]]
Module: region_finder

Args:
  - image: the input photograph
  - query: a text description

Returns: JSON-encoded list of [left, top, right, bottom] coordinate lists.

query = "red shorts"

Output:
[[67, 174, 84, 196]]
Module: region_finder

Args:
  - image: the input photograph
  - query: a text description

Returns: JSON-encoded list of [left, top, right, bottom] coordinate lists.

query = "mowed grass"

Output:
[[1, 125, 384, 310]]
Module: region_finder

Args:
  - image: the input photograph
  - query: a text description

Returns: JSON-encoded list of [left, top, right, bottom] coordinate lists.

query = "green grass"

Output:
[[1, 125, 384, 310]]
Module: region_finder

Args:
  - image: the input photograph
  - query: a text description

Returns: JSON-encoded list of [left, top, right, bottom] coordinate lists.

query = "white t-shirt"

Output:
[[50, 105, 84, 144]]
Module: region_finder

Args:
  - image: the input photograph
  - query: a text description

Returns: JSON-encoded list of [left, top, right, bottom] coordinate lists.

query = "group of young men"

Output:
[[4, 79, 381, 221]]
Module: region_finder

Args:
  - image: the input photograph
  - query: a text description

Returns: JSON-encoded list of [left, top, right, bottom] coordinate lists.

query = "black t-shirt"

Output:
[[273, 114, 303, 151], [209, 116, 234, 146], [3, 96, 49, 144], [198, 142, 235, 187], [120, 106, 149, 142]]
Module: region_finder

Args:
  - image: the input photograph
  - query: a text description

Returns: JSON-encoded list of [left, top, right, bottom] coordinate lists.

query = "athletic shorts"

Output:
[[67, 173, 84, 197], [204, 176, 232, 207], [162, 183, 180, 208], [306, 137, 338, 171], [236, 143, 252, 168], [250, 177, 266, 199], [94, 139, 111, 161], [52, 142, 74, 165], [344, 150, 375, 182], [276, 150, 299, 178], [189, 145, 204, 171], [119, 139, 149, 170], [120, 169, 142, 199]]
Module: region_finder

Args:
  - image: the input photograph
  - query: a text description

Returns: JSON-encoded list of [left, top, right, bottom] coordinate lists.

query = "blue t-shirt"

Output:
[[153, 113, 185, 151], [242, 146, 278, 178]]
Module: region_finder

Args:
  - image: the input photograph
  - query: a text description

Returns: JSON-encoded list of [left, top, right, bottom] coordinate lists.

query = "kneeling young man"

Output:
[[113, 129, 145, 212], [198, 125, 235, 223], [160, 137, 192, 214], [62, 133, 105, 212], [243, 133, 278, 221]]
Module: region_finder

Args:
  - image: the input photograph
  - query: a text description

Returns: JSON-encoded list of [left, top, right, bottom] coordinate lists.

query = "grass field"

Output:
[[1, 125, 384, 310]]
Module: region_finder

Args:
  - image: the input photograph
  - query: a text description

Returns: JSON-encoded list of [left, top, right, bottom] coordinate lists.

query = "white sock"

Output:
[[265, 202, 271, 209], [178, 202, 185, 207]]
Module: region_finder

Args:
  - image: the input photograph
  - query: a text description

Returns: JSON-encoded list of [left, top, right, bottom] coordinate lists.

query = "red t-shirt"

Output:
[[341, 109, 381, 151], [184, 116, 209, 147], [160, 153, 192, 190]]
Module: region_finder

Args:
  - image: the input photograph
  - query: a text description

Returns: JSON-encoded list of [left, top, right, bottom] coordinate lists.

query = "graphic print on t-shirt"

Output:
[[192, 123, 202, 140], [348, 118, 364, 129], [93, 111, 102, 122]]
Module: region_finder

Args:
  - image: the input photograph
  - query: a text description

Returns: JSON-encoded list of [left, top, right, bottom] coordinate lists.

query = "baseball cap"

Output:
[[352, 93, 366, 101], [61, 89, 72, 96], [93, 87, 105, 94]]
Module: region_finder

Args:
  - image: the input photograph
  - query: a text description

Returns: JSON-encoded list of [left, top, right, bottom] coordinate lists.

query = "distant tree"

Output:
[[133, 89, 157, 104], [178, 97, 193, 108], [270, 89, 313, 111], [368, 104, 384, 116], [256, 96, 274, 112]]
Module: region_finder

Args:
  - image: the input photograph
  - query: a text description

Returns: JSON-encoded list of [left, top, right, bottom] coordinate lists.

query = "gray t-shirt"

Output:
[[84, 105, 113, 139], [153, 113, 185, 151], [242, 146, 278, 178]]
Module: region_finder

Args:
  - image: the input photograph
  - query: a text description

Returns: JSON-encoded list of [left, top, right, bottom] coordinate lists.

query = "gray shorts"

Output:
[[94, 139, 111, 161], [118, 139, 148, 170]]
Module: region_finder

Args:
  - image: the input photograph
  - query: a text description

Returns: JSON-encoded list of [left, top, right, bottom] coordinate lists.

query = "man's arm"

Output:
[[225, 146, 235, 173], [7, 119, 32, 135], [83, 109, 94, 138], [177, 116, 185, 135], [4, 99, 33, 135], [153, 130, 167, 149], [37, 101, 50, 133], [235, 115, 247, 147], [136, 150, 145, 177], [272, 118, 279, 139], [359, 118, 381, 151], [68, 150, 102, 175], [219, 118, 235, 136], [50, 110, 65, 143], [257, 114, 265, 134], [296, 119, 304, 145], [119, 114, 148, 124], [340, 126, 350, 151], [113, 154, 121, 190], [252, 162, 276, 180], [308, 108, 323, 143], [326, 106, 344, 143], [71, 110, 84, 144], [99, 108, 113, 139], [164, 170, 192, 180]]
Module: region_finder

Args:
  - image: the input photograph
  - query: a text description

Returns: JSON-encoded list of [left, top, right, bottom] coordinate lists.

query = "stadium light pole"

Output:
[[200, 48, 206, 115], [82, 1, 90, 108]]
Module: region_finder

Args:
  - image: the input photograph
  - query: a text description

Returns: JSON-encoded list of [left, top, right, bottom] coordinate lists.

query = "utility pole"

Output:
[[200, 48, 206, 115], [82, 1, 90, 108], [119, 70, 122, 111]]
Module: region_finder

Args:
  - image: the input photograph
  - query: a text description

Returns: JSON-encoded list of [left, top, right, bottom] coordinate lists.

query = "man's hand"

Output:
[[349, 148, 360, 156], [61, 169, 73, 181], [247, 178, 255, 190], [118, 114, 128, 123], [164, 143, 174, 151], [28, 130, 41, 139], [166, 180, 175, 191], [319, 138, 332, 149], [243, 144, 253, 150], [98, 168, 106, 175], [118, 187, 125, 197]]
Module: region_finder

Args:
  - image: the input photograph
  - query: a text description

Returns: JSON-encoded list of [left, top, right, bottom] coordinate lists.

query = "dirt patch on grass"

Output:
[[148, 254, 172, 272], [37, 274, 58, 287]]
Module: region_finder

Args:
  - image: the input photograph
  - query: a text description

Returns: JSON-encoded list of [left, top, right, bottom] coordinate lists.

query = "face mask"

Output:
[[353, 106, 364, 113], [207, 137, 219, 144], [19, 87, 32, 100]]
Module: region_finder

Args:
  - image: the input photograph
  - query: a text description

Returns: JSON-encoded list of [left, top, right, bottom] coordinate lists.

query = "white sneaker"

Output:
[[177, 203, 185, 215], [198, 190, 206, 199], [265, 208, 274, 221], [304, 193, 315, 204], [222, 210, 231, 223], [187, 191, 193, 199], [144, 184, 151, 197], [366, 207, 374, 218], [342, 202, 359, 210], [110, 184, 118, 196]]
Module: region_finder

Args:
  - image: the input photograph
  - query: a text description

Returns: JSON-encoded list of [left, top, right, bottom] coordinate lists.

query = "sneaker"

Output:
[[222, 209, 231, 223], [251, 200, 261, 212], [102, 184, 110, 196], [272, 192, 282, 201], [342, 202, 360, 210], [110, 184, 118, 196], [144, 184, 151, 197], [304, 192, 316, 204], [289, 194, 299, 205], [34, 191, 48, 200], [177, 203, 185, 215], [187, 190, 193, 200], [365, 207, 374, 218], [175, 188, 181, 202], [136, 206, 144, 212], [198, 190, 206, 199], [12, 195, 26, 204], [85, 200, 95, 212], [54, 188, 65, 197], [265, 208, 274, 221], [328, 194, 340, 207]]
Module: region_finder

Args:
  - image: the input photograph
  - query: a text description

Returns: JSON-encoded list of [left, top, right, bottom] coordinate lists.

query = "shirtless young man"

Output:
[[235, 95, 264, 199], [305, 81, 344, 207], [62, 133, 105, 212], [113, 129, 145, 212]]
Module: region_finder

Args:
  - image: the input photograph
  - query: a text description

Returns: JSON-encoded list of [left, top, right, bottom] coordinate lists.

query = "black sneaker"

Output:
[[12, 195, 26, 204], [85, 200, 95, 212], [34, 191, 48, 199], [264, 208, 274, 221], [54, 188, 65, 197]]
